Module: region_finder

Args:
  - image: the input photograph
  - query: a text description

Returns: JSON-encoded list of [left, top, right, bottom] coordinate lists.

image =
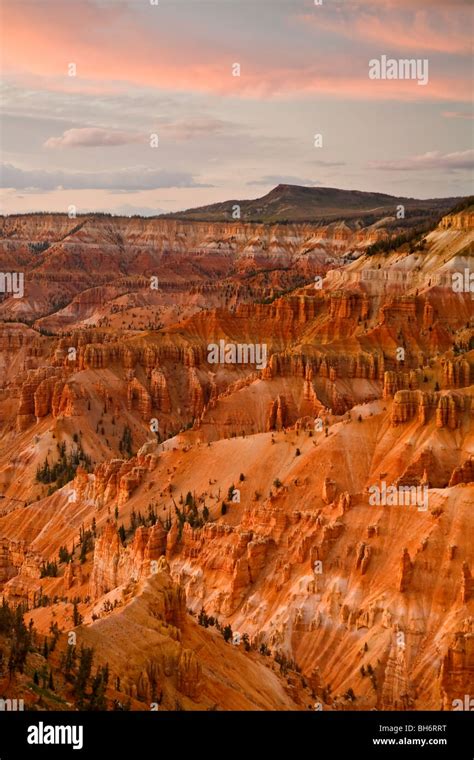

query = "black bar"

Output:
[[0, 710, 472, 758]]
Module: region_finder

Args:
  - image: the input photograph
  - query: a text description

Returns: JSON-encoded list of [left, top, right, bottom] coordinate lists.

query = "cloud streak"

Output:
[[301, 8, 472, 55], [442, 111, 474, 120], [368, 150, 474, 172], [0, 163, 212, 191], [44, 127, 145, 148]]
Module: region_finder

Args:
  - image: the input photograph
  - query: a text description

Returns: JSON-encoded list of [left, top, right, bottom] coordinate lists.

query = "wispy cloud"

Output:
[[368, 150, 474, 171], [301, 9, 472, 55], [0, 163, 212, 191], [162, 118, 240, 141], [442, 111, 474, 120], [44, 127, 145, 148], [44, 120, 242, 149], [313, 160, 347, 167]]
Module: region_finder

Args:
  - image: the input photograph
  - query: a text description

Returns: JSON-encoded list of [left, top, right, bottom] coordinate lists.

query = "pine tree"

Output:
[[89, 665, 108, 710], [74, 646, 94, 708], [65, 644, 76, 676], [198, 608, 209, 627], [73, 601, 83, 627]]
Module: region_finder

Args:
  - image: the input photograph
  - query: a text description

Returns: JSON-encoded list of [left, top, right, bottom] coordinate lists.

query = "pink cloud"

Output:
[[1, 1, 471, 102]]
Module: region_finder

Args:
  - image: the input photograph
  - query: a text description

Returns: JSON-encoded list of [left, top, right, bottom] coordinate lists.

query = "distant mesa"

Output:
[[161, 184, 464, 224]]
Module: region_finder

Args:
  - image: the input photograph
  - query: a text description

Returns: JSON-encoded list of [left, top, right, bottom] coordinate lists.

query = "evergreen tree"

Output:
[[89, 665, 108, 710], [59, 545, 71, 564], [119, 426, 133, 458], [7, 605, 32, 675], [74, 646, 94, 708], [65, 644, 76, 676], [73, 601, 83, 627], [198, 607, 209, 627]]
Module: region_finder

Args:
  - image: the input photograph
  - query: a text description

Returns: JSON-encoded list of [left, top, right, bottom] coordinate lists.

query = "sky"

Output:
[[0, 0, 473, 216]]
